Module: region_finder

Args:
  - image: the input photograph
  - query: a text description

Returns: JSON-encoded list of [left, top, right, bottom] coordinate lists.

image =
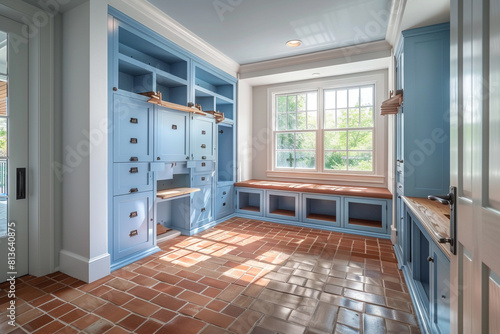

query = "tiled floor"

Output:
[[0, 218, 420, 333]]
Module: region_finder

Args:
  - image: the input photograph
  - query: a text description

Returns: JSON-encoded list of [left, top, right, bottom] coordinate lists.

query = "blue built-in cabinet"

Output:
[[394, 23, 451, 334], [395, 23, 450, 198], [108, 8, 237, 270]]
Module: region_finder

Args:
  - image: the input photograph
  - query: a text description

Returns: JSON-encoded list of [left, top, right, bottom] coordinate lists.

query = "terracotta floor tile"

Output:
[[0, 219, 419, 334], [71, 294, 106, 312], [135, 319, 163, 334], [94, 302, 130, 323], [72, 313, 100, 330], [156, 315, 206, 334], [195, 308, 235, 328], [100, 289, 134, 306], [123, 298, 160, 317], [117, 313, 146, 332]]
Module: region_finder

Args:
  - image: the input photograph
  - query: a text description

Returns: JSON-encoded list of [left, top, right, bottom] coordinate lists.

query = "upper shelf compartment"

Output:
[[194, 65, 234, 101], [118, 26, 188, 81]]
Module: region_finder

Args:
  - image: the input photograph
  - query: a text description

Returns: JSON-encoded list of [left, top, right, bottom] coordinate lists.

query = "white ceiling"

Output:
[[147, 0, 393, 65]]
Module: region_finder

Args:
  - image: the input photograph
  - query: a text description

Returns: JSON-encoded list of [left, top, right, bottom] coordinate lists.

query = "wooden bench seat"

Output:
[[234, 179, 392, 199]]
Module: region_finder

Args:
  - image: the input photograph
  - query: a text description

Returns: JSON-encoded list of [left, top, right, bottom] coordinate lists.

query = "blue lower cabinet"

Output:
[[113, 192, 154, 261], [266, 190, 299, 221], [344, 197, 388, 234], [302, 194, 341, 227], [191, 116, 215, 161], [113, 94, 153, 162], [191, 185, 213, 229], [113, 162, 152, 196], [192, 173, 213, 187], [216, 185, 234, 219], [236, 188, 264, 216], [407, 208, 450, 334]]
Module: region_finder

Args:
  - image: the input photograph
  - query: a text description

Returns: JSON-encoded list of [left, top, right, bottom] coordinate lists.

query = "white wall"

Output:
[[237, 80, 253, 181]]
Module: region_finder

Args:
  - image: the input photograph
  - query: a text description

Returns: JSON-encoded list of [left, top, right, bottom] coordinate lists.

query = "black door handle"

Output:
[[16, 168, 26, 200], [428, 186, 457, 255]]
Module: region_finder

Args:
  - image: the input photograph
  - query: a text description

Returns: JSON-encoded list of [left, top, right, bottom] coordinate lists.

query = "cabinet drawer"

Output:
[[113, 163, 152, 195], [192, 116, 215, 160], [216, 185, 234, 219], [192, 173, 213, 186], [194, 161, 214, 173], [191, 186, 213, 227], [113, 192, 153, 260], [114, 94, 153, 162]]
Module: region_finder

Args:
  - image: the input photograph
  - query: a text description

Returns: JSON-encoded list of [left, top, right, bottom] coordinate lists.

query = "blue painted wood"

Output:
[[191, 115, 216, 161], [216, 185, 234, 220], [155, 107, 190, 162], [190, 185, 213, 228], [396, 23, 450, 197], [404, 205, 451, 334], [113, 94, 154, 162], [344, 197, 388, 234], [266, 190, 300, 221], [113, 163, 152, 196], [193, 161, 214, 173], [302, 193, 342, 228], [112, 192, 154, 262], [236, 188, 265, 216], [217, 124, 234, 183]]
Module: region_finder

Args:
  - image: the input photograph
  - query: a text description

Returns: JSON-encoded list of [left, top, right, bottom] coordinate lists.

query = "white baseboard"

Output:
[[59, 249, 110, 283]]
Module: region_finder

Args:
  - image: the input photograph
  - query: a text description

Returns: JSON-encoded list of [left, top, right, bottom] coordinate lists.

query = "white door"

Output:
[[0, 16, 29, 283], [450, 0, 500, 332]]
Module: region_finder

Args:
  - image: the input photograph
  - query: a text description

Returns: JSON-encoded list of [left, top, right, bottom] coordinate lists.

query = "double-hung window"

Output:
[[268, 72, 387, 184]]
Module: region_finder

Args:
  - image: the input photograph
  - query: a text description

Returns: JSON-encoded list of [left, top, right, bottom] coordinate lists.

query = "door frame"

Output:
[[0, 0, 60, 277]]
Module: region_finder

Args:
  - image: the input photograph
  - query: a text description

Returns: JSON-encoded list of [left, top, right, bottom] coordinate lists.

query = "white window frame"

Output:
[[267, 71, 388, 185]]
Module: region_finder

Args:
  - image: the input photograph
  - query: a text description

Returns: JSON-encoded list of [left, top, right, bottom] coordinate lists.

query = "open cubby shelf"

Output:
[[195, 66, 234, 101], [307, 213, 337, 222], [348, 218, 382, 228], [270, 209, 295, 217]]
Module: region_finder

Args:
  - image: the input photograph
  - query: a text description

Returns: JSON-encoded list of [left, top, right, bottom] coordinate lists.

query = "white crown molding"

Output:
[[385, 0, 407, 47], [115, 0, 240, 76], [239, 40, 391, 79]]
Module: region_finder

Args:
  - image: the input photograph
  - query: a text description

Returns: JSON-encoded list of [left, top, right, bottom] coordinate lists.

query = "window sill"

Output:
[[266, 170, 386, 186]]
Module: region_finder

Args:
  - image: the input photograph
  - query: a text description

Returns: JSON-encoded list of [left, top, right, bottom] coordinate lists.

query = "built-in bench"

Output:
[[234, 179, 393, 238]]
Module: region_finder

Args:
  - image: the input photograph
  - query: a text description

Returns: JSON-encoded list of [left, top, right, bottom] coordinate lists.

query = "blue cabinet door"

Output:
[[191, 116, 215, 161], [113, 94, 153, 162], [401, 24, 450, 197], [155, 106, 190, 161], [113, 192, 154, 261], [190, 185, 213, 228], [216, 185, 234, 219], [432, 246, 450, 334]]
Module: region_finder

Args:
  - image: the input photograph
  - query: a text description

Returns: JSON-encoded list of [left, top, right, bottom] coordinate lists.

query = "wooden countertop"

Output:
[[157, 187, 200, 200], [402, 196, 452, 258], [234, 179, 392, 199]]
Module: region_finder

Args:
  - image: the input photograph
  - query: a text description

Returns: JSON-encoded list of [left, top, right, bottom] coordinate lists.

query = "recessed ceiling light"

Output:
[[312, 73, 320, 76], [286, 40, 302, 47]]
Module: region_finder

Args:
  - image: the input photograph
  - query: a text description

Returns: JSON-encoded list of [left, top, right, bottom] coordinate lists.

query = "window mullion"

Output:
[[318, 88, 324, 173]]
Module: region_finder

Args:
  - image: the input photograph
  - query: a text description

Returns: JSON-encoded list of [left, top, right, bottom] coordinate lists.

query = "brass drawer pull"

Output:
[[201, 177, 206, 181], [172, 124, 177, 130], [130, 188, 138, 193], [201, 144, 206, 149], [129, 167, 138, 173], [202, 162, 206, 167], [129, 230, 138, 237], [130, 138, 138, 144], [223, 202, 226, 206], [202, 130, 206, 135], [129, 211, 138, 218], [223, 191, 226, 195], [130, 117, 138, 124], [202, 156, 206, 160], [201, 208, 206, 212], [130, 157, 138, 161]]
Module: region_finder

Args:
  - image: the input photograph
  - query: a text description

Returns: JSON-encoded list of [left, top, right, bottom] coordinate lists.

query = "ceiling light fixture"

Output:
[[312, 73, 320, 76], [286, 40, 302, 47]]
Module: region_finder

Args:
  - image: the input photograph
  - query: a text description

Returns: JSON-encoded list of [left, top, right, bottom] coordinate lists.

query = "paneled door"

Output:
[[0, 16, 29, 283], [450, 0, 500, 332]]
